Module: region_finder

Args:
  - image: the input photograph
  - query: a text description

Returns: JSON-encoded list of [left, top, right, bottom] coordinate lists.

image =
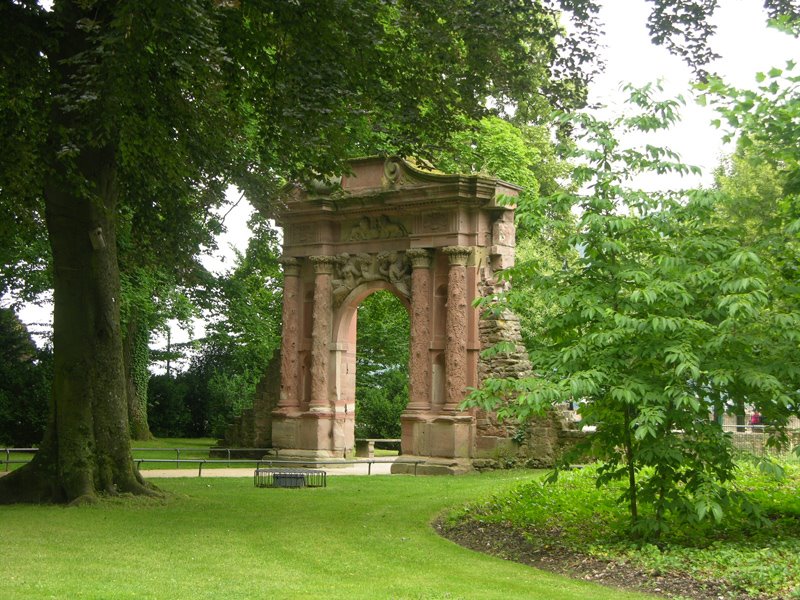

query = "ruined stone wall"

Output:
[[221, 353, 281, 449], [474, 296, 582, 468]]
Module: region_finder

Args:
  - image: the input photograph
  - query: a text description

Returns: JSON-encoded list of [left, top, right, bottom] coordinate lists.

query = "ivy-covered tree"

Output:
[[467, 84, 800, 539]]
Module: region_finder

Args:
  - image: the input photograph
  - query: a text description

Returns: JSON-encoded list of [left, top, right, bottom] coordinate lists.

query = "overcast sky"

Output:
[[14, 0, 799, 349], [591, 0, 796, 190]]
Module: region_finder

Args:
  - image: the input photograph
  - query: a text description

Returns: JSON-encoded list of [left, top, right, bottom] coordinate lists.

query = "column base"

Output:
[[270, 409, 355, 458], [400, 411, 475, 459]]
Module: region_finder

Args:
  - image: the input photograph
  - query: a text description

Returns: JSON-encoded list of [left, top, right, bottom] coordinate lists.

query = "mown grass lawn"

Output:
[[0, 471, 654, 600]]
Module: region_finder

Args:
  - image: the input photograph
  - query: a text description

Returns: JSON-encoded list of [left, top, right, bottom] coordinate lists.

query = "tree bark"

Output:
[[123, 317, 153, 441], [0, 146, 155, 503], [0, 1, 155, 503]]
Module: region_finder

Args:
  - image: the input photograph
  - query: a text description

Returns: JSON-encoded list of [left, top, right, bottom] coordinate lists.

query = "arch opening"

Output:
[[332, 283, 410, 455], [354, 289, 410, 445]]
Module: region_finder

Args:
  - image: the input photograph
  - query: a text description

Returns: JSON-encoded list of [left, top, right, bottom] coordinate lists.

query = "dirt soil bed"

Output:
[[435, 518, 756, 600]]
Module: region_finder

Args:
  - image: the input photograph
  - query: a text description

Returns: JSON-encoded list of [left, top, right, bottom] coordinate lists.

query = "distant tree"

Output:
[[0, 308, 51, 447], [146, 374, 191, 439], [700, 59, 800, 206], [433, 115, 571, 237], [355, 290, 411, 439], [193, 213, 284, 436]]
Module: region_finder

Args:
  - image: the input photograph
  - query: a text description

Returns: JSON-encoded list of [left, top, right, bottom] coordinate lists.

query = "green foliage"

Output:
[[356, 370, 408, 439], [148, 336, 274, 440], [146, 374, 191, 438], [0, 308, 51, 447], [453, 462, 800, 599], [467, 83, 800, 538], [147, 216, 283, 438], [355, 290, 410, 438], [433, 115, 570, 236], [203, 213, 283, 370], [698, 60, 800, 191], [511, 237, 578, 351]]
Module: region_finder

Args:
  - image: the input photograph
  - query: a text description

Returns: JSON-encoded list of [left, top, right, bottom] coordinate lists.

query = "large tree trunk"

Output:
[[0, 1, 154, 503], [0, 146, 155, 504], [123, 317, 153, 441]]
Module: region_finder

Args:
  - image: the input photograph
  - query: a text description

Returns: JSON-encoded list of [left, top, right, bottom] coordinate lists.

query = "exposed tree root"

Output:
[[0, 460, 163, 505]]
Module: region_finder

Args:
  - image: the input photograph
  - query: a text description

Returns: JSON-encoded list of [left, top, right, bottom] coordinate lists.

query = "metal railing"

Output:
[[133, 457, 422, 477], [2, 448, 36, 471], [1, 447, 421, 476]]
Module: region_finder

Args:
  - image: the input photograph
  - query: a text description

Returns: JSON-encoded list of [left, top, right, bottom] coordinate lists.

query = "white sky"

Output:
[[11, 0, 799, 351], [591, 0, 797, 190]]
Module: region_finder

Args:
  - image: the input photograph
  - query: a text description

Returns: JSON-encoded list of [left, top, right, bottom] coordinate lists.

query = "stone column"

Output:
[[406, 249, 432, 412], [277, 257, 301, 410], [309, 255, 336, 411], [442, 246, 472, 413]]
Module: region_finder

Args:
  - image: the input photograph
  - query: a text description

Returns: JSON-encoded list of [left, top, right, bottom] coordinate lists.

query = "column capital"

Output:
[[279, 256, 302, 277], [442, 246, 472, 267], [309, 255, 337, 275], [406, 248, 432, 269]]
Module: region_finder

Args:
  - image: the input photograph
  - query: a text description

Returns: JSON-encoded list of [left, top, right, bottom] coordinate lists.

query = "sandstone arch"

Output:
[[268, 157, 563, 473]]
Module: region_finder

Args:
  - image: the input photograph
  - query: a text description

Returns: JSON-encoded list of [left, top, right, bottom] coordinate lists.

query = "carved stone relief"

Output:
[[383, 158, 404, 185], [347, 215, 408, 241], [423, 212, 449, 233], [331, 251, 412, 305]]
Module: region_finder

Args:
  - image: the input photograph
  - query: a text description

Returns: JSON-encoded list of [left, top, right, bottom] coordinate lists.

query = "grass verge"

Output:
[[446, 462, 800, 599], [0, 471, 656, 600]]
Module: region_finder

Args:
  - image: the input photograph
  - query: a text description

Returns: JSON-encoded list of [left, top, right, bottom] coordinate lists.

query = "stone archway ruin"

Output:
[[267, 157, 565, 474]]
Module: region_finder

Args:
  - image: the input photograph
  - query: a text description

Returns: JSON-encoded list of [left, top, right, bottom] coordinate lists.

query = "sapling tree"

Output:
[[467, 84, 800, 538]]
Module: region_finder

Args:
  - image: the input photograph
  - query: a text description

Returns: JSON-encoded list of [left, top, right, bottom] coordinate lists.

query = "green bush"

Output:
[[453, 462, 800, 599]]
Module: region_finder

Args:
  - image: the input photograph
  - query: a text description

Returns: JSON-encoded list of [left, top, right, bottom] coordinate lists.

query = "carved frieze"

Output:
[[423, 212, 449, 233], [347, 215, 408, 241], [331, 251, 412, 305]]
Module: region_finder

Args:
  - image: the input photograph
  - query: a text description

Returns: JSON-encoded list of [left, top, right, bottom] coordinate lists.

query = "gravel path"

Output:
[[140, 461, 395, 478]]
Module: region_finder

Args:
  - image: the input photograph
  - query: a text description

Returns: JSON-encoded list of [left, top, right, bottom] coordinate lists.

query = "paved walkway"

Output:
[[140, 460, 395, 478]]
